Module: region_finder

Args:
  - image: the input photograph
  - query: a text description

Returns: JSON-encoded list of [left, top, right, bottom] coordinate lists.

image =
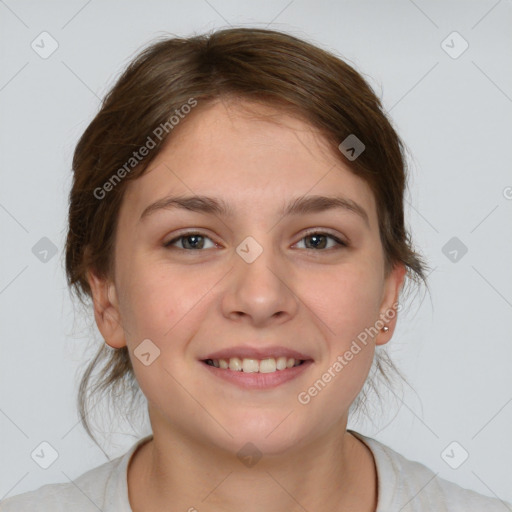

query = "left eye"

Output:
[[294, 232, 346, 250]]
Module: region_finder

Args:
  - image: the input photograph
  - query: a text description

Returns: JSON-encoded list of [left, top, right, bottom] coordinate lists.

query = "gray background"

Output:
[[1, 0, 511, 505]]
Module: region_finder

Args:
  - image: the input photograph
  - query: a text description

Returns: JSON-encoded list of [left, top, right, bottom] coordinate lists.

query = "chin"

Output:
[[211, 408, 308, 457]]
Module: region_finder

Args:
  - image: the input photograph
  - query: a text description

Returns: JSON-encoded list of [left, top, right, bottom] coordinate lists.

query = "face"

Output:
[[89, 99, 405, 456]]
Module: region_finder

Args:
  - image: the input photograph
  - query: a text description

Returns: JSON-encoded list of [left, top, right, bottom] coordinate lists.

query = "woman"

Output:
[[1, 27, 509, 511]]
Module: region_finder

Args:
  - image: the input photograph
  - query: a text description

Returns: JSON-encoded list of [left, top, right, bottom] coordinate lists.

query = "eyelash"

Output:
[[163, 230, 348, 251]]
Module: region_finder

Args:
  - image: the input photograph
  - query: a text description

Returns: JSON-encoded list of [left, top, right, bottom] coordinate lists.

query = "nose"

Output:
[[221, 238, 299, 327]]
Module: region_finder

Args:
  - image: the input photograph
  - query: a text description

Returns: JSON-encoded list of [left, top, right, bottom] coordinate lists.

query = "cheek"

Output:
[[116, 265, 207, 404], [299, 263, 384, 344], [116, 260, 216, 348], [294, 263, 383, 404], [117, 274, 175, 342]]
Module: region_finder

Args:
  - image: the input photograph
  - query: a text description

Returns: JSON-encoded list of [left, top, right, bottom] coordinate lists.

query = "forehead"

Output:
[[120, 99, 378, 227]]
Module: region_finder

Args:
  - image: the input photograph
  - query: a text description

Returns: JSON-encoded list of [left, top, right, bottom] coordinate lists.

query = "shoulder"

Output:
[[0, 436, 152, 512], [350, 430, 511, 512], [0, 458, 120, 512]]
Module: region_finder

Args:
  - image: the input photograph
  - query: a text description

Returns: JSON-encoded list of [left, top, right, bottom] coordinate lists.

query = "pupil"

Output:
[[185, 235, 203, 249], [308, 235, 326, 249]]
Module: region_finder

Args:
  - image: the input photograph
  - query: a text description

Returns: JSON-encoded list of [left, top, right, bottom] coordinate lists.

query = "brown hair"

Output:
[[65, 27, 427, 443]]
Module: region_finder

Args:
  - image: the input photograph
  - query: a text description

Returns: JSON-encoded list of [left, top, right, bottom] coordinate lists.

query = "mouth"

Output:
[[202, 356, 305, 373], [199, 348, 313, 390]]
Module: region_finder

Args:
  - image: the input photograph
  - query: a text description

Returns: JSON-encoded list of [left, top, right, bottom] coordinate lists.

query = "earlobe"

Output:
[[376, 263, 406, 346], [87, 269, 126, 349]]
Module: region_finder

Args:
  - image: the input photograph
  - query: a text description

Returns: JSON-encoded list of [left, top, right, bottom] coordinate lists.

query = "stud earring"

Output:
[[382, 326, 389, 332]]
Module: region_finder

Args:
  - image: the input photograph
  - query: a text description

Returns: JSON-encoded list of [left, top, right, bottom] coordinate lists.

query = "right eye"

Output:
[[164, 232, 217, 250]]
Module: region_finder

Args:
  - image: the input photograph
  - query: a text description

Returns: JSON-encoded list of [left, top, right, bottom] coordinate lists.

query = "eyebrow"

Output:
[[139, 194, 370, 227]]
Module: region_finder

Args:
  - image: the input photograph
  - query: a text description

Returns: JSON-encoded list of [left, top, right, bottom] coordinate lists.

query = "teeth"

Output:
[[229, 357, 243, 371], [206, 356, 304, 373], [259, 358, 277, 373], [242, 358, 259, 373], [276, 356, 287, 370]]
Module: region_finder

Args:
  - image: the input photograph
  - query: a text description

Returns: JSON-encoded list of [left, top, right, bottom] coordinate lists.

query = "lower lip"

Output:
[[201, 360, 313, 390]]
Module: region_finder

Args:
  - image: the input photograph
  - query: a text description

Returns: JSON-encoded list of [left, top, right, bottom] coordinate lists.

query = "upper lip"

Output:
[[201, 346, 313, 361]]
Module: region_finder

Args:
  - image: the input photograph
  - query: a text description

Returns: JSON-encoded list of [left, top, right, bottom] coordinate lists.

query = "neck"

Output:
[[128, 417, 377, 512]]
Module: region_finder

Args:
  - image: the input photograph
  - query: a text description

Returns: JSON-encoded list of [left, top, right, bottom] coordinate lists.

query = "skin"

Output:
[[88, 98, 405, 512]]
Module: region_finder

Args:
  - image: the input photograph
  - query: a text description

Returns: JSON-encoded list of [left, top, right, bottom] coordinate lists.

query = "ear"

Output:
[[375, 263, 406, 347], [87, 269, 126, 349]]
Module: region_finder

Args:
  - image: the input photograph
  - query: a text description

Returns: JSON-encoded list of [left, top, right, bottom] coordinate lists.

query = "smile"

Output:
[[201, 357, 313, 390], [203, 356, 304, 373]]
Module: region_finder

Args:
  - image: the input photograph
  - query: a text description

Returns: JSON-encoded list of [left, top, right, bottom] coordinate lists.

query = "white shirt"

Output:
[[1, 430, 509, 511]]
